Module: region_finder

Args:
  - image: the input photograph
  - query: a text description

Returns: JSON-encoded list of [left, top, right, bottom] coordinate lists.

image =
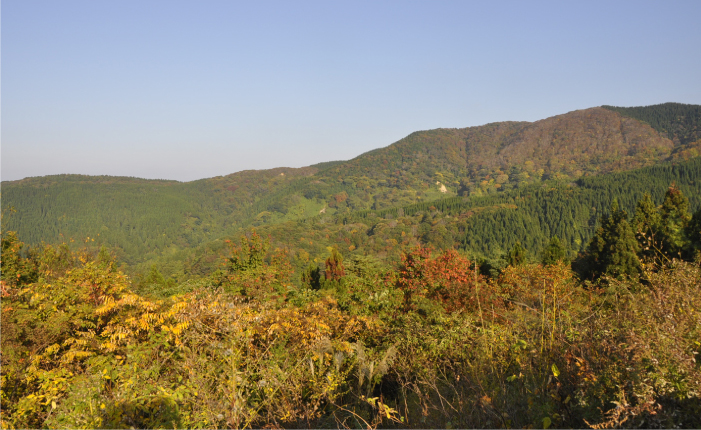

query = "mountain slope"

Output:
[[1, 167, 321, 265], [3, 103, 700, 272], [177, 156, 701, 281], [317, 107, 674, 198], [602, 102, 701, 146]]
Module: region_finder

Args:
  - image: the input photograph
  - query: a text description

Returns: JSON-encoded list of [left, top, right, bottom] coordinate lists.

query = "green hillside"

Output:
[[170, 156, 701, 284], [3, 104, 701, 278], [1, 168, 322, 266], [4, 104, 701, 429]]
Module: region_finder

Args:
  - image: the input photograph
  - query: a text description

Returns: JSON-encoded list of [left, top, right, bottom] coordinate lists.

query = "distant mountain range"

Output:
[[3, 102, 700, 278]]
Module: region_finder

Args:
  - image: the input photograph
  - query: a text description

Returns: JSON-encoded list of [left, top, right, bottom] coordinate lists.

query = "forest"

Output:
[[2, 103, 701, 428], [4, 102, 701, 278], [2, 183, 701, 428]]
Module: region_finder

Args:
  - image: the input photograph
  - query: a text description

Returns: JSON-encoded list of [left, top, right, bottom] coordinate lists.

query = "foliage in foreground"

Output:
[[2, 226, 700, 429]]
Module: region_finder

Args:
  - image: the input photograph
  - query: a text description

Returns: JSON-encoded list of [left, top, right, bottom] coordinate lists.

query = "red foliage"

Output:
[[334, 192, 348, 204], [396, 247, 500, 313], [325, 249, 345, 281]]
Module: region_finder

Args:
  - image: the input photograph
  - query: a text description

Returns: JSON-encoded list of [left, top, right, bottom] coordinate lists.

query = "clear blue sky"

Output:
[[2, 0, 700, 181]]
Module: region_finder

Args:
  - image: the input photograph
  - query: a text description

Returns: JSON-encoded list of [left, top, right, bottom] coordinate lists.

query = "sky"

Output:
[[2, 0, 700, 182]]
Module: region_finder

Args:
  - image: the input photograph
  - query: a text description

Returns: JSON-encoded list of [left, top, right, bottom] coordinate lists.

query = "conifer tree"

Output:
[[541, 236, 567, 265], [507, 242, 527, 266], [301, 263, 322, 290], [325, 248, 345, 281], [145, 264, 166, 286], [586, 199, 641, 279], [685, 207, 701, 259], [659, 184, 691, 257], [632, 193, 662, 258]]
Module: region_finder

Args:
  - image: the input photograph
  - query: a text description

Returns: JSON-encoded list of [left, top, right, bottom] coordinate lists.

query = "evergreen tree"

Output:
[[586, 200, 641, 279], [659, 184, 691, 257], [632, 193, 662, 259], [685, 207, 701, 259], [301, 263, 322, 290], [145, 264, 166, 286], [507, 242, 527, 266], [541, 236, 567, 265]]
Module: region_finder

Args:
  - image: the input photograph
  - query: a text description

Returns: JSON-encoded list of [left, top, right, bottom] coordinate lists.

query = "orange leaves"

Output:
[[396, 247, 496, 313], [324, 248, 345, 281], [253, 298, 375, 348]]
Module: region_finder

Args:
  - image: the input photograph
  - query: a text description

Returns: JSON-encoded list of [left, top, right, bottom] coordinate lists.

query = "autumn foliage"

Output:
[[2, 227, 701, 428]]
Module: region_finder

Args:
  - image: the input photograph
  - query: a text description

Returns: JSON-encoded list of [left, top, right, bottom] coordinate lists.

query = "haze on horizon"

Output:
[[2, 0, 700, 182]]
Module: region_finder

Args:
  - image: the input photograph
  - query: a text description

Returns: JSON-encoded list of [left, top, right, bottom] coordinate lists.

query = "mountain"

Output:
[[188, 156, 701, 277], [3, 103, 700, 276], [1, 166, 324, 266], [602, 102, 701, 146], [315, 106, 675, 203], [602, 102, 701, 162]]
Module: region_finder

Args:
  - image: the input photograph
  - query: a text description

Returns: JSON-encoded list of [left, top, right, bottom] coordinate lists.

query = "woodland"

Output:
[[1, 102, 701, 428]]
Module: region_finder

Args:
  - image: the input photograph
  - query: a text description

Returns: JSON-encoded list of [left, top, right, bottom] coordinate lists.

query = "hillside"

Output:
[[174, 156, 700, 280], [1, 167, 321, 265], [5, 201, 700, 429], [602, 102, 701, 146], [4, 104, 701, 428], [4, 161, 701, 430], [3, 103, 700, 275], [316, 107, 675, 201]]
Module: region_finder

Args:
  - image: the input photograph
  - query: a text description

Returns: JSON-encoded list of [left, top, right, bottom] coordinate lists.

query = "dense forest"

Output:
[[2, 183, 701, 428], [4, 103, 700, 275], [602, 102, 701, 146], [2, 103, 701, 428]]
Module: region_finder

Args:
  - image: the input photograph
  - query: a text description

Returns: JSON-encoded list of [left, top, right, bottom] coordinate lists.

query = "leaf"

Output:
[[551, 363, 560, 378], [543, 416, 551, 429]]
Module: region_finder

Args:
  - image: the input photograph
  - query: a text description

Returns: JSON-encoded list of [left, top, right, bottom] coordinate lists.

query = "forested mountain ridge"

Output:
[[3, 103, 700, 274], [179, 156, 700, 279], [311, 106, 684, 203], [4, 164, 701, 429], [602, 102, 701, 146], [4, 105, 701, 428], [1, 167, 324, 266], [602, 102, 701, 162]]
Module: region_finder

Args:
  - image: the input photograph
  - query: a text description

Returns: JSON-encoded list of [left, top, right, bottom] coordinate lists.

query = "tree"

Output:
[[507, 242, 528, 267], [301, 263, 322, 290], [396, 247, 493, 314], [325, 248, 345, 281], [541, 236, 567, 265], [632, 193, 662, 259], [1, 231, 37, 288], [221, 231, 290, 299], [586, 199, 641, 279], [226, 230, 270, 273], [659, 184, 691, 257], [685, 207, 701, 259]]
